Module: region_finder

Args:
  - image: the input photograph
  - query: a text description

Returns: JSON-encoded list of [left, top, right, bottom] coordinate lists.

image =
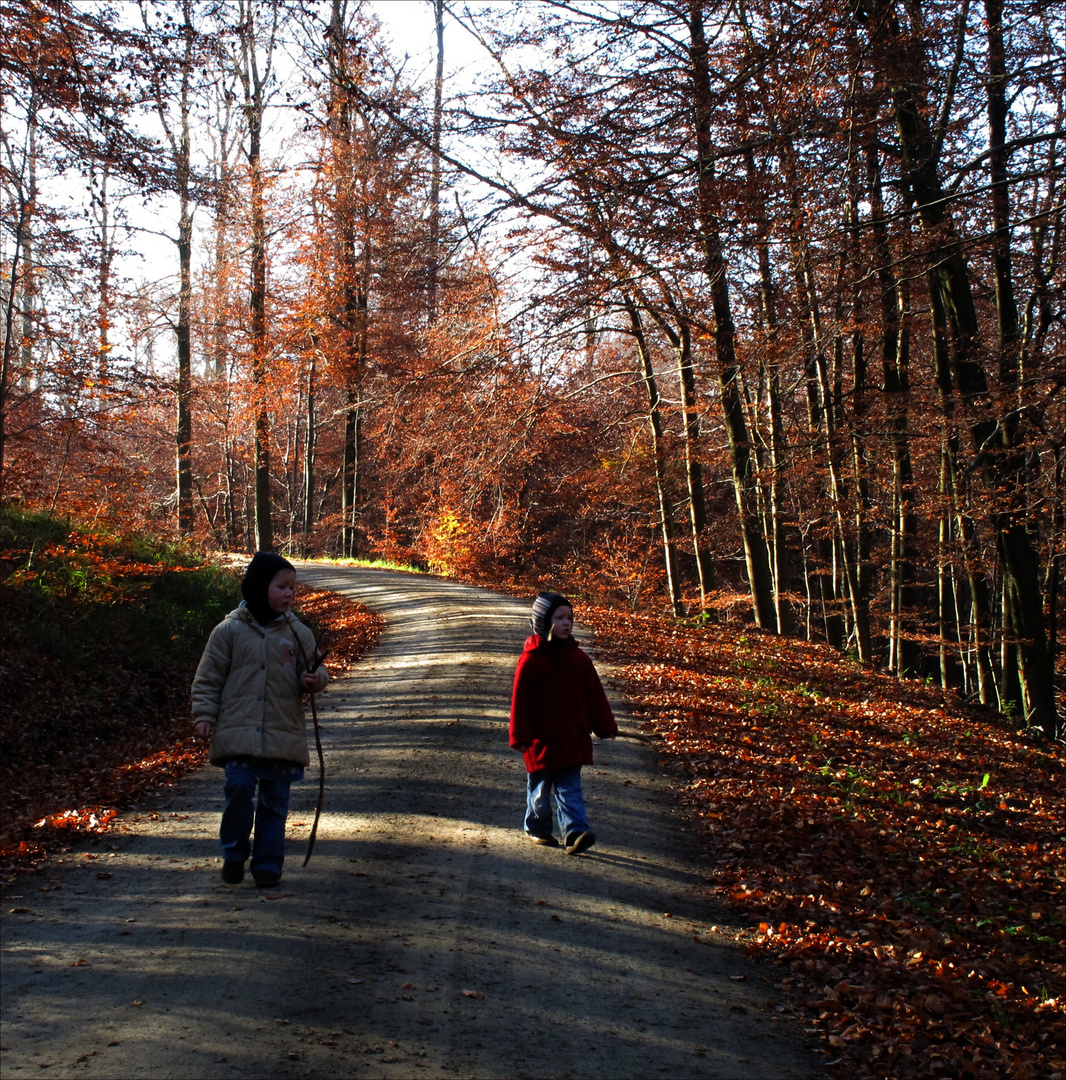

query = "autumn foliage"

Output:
[[3, 0, 1061, 738], [581, 605, 1065, 1080], [1, 9, 1063, 1067], [2, 492, 1061, 1073]]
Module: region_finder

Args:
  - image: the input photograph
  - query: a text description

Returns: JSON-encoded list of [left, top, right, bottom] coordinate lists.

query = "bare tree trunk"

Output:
[[237, 0, 276, 552], [327, 0, 369, 559], [867, 143, 919, 676], [427, 0, 444, 323], [341, 388, 361, 556], [625, 297, 683, 618], [18, 97, 38, 393], [1048, 445, 1064, 697], [647, 311, 713, 610], [249, 105, 271, 552], [688, 0, 776, 631], [745, 145, 793, 634], [90, 163, 114, 380], [937, 452, 960, 689], [225, 441, 238, 547], [0, 87, 37, 499], [176, 158, 194, 537], [861, 0, 1058, 734], [142, 0, 198, 535], [302, 350, 316, 550]]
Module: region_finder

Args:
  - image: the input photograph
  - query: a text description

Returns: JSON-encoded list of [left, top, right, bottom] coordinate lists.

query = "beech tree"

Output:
[[1, 0, 163, 508], [138, 0, 221, 535], [5, 0, 1061, 733]]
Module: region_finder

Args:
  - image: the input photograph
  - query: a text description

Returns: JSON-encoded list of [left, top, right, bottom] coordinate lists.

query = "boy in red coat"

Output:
[[509, 591, 618, 854]]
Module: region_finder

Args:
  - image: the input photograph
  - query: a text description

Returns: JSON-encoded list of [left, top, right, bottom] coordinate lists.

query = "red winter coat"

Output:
[[509, 634, 617, 772]]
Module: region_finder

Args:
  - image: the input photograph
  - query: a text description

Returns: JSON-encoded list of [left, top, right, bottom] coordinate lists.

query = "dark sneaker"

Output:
[[253, 871, 282, 888], [565, 831, 596, 855], [221, 860, 245, 884], [527, 833, 560, 847]]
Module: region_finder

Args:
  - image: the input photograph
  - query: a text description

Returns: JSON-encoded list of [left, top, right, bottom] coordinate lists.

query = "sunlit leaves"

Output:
[[581, 605, 1065, 1080]]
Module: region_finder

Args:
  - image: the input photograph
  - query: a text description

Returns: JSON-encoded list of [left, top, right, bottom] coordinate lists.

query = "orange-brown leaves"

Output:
[[0, 576, 381, 879], [581, 607, 1065, 1080], [293, 585, 384, 678]]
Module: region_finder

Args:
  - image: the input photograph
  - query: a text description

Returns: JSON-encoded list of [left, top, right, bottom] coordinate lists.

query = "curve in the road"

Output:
[[0, 566, 823, 1080]]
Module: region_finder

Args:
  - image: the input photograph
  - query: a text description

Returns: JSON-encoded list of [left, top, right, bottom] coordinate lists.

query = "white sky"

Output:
[[5, 1, 523, 371], [118, 1, 501, 332]]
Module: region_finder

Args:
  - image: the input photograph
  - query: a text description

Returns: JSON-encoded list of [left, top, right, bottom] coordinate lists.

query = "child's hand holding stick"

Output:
[[287, 623, 328, 868]]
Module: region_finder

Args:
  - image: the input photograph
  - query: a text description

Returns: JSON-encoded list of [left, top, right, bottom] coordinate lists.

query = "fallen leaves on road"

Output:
[[581, 605, 1065, 1080], [292, 586, 384, 679]]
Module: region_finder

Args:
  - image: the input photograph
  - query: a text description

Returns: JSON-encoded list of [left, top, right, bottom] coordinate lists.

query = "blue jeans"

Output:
[[220, 759, 302, 877], [525, 766, 590, 842]]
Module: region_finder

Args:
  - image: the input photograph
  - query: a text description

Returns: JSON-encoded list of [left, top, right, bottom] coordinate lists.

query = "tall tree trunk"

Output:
[[176, 150, 194, 537], [1045, 444, 1063, 698], [842, 122, 874, 664], [90, 163, 114, 380], [862, 0, 1058, 734], [341, 387, 361, 556], [745, 147, 793, 634], [648, 311, 714, 610], [867, 142, 919, 676], [984, 0, 1020, 381], [427, 0, 444, 323], [937, 452, 960, 689], [780, 139, 851, 650], [302, 349, 316, 550], [238, 0, 274, 551], [143, 0, 198, 536], [225, 441, 239, 548], [328, 0, 367, 558], [0, 84, 38, 499], [625, 297, 683, 618], [249, 99, 271, 552], [688, 0, 776, 631], [18, 94, 38, 394]]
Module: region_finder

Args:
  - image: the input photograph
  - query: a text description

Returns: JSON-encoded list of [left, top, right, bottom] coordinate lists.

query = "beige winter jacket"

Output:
[[191, 604, 323, 767]]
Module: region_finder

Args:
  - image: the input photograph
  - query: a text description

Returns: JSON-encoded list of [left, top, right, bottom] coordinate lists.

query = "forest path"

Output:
[[1, 566, 822, 1079]]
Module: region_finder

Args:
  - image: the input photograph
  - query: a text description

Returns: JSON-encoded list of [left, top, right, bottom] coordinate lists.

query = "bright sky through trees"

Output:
[[3, 0, 1062, 738]]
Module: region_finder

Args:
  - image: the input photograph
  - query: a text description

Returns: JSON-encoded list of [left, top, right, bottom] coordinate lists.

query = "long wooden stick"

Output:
[[302, 685, 325, 867], [287, 615, 326, 867]]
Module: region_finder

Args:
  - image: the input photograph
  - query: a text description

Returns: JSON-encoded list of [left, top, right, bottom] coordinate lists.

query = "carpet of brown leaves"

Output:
[[580, 605, 1065, 1080], [0, 587, 381, 880], [6, 560, 1062, 1080]]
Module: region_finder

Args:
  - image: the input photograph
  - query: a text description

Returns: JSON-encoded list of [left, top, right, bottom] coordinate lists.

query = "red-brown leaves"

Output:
[[581, 607, 1065, 1080], [293, 586, 384, 679], [0, 581, 381, 879]]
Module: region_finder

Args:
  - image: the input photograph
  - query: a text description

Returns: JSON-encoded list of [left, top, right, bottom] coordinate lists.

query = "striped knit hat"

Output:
[[531, 591, 571, 639]]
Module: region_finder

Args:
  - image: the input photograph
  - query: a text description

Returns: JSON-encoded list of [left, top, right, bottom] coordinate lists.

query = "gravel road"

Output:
[[1, 566, 823, 1079]]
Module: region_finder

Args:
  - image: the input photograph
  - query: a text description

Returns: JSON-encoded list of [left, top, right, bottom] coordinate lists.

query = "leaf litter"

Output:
[[580, 605, 1064, 1080], [0, 585, 381, 876], [5, 558, 1061, 1078]]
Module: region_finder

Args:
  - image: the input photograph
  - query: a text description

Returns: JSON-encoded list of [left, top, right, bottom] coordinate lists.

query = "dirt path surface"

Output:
[[2, 567, 823, 1079]]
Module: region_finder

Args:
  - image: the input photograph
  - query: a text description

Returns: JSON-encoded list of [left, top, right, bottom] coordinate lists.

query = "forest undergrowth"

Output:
[[0, 512, 382, 877], [579, 605, 1064, 1080]]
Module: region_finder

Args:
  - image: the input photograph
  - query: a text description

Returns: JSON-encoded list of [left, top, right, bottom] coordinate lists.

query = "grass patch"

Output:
[[301, 555, 426, 575]]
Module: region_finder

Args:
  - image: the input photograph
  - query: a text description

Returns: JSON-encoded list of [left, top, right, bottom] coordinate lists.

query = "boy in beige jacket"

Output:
[[192, 552, 327, 887]]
